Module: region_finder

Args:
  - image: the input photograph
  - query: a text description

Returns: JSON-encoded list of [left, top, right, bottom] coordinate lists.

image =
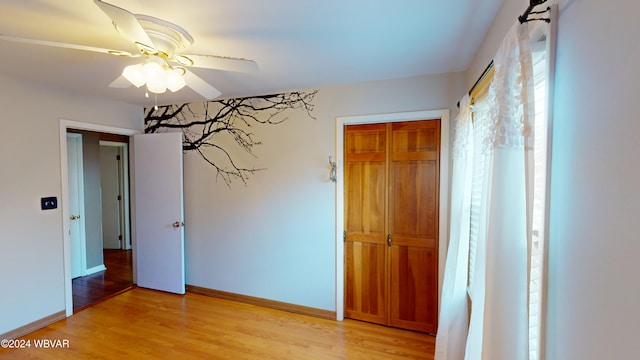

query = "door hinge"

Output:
[[116, 155, 121, 161], [343, 230, 346, 242], [117, 194, 122, 201], [387, 234, 392, 247], [118, 235, 123, 240]]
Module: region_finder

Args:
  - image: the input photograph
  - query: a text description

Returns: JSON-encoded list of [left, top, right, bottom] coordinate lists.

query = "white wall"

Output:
[[184, 72, 461, 311], [0, 73, 142, 335], [467, 0, 640, 358], [549, 0, 640, 358]]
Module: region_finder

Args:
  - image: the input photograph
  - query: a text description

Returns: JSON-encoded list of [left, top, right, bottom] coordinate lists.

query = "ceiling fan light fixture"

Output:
[[166, 68, 186, 92], [122, 58, 188, 95], [142, 60, 164, 80], [122, 63, 145, 87], [146, 76, 167, 94]]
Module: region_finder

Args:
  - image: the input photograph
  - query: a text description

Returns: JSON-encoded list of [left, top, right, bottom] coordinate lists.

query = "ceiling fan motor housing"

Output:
[[134, 14, 193, 58]]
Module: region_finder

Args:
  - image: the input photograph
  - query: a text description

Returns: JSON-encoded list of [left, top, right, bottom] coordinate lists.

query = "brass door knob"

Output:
[[172, 221, 184, 228], [70, 215, 80, 220]]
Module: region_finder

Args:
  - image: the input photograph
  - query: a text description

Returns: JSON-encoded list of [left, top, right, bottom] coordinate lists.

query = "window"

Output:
[[435, 15, 555, 360]]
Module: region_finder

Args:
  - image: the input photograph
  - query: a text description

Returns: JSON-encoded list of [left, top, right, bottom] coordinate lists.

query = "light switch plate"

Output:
[[41, 197, 57, 210]]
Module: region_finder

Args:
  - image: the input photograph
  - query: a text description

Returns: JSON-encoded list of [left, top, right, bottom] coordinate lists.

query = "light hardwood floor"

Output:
[[2, 287, 435, 359]]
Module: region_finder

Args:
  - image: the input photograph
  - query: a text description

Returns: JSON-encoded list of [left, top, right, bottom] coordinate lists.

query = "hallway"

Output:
[[72, 249, 133, 312]]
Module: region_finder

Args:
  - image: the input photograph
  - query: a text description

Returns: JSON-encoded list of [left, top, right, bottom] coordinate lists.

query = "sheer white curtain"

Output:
[[434, 94, 473, 360], [436, 20, 542, 360]]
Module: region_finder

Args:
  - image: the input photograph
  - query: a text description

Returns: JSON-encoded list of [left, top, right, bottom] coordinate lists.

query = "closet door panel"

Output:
[[344, 124, 387, 324], [389, 120, 440, 333]]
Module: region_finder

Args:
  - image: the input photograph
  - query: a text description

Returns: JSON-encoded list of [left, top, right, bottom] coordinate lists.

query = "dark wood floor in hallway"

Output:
[[72, 249, 133, 312], [5, 287, 435, 359]]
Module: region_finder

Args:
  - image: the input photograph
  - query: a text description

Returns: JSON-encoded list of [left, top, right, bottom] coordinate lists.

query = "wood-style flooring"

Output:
[[5, 287, 435, 359], [72, 249, 133, 312]]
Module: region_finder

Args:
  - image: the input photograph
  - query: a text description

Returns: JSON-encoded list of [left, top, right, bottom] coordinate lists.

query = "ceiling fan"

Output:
[[0, 0, 259, 100]]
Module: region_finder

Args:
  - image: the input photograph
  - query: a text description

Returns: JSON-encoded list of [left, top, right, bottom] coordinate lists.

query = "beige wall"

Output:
[[0, 73, 142, 335], [183, 72, 462, 311]]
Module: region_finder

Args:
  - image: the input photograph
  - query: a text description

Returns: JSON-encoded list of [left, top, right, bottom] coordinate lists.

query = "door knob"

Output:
[[70, 215, 80, 220], [172, 221, 184, 228]]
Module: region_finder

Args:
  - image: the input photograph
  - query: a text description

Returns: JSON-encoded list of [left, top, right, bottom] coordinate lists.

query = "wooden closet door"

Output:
[[344, 119, 440, 333], [344, 123, 388, 324], [389, 120, 440, 333]]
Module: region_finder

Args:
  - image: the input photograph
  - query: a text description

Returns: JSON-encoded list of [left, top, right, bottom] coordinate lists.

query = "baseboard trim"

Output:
[[0, 310, 66, 340], [186, 285, 336, 321], [85, 264, 107, 276]]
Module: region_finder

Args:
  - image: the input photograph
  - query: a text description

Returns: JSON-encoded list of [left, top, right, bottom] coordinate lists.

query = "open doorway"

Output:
[[66, 129, 134, 312]]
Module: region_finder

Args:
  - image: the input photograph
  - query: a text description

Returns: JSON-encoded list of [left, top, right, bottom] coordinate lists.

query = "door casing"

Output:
[[59, 119, 139, 317], [334, 109, 450, 321]]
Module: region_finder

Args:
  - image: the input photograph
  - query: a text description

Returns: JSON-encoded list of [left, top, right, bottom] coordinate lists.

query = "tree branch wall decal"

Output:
[[144, 90, 317, 186]]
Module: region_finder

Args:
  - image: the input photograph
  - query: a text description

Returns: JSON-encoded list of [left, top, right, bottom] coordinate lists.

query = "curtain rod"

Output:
[[519, 0, 551, 24], [456, 60, 493, 108], [456, 1, 551, 108]]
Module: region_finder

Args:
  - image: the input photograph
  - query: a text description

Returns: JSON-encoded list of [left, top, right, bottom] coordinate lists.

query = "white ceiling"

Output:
[[0, 0, 504, 107]]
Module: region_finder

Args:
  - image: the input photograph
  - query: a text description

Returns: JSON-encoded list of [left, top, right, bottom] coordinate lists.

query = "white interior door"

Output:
[[100, 146, 122, 249], [67, 133, 87, 278], [133, 132, 185, 294]]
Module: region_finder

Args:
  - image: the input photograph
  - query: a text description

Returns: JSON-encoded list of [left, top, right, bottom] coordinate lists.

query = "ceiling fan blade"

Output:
[[184, 70, 221, 100], [108, 75, 133, 88], [0, 34, 137, 57], [94, 0, 156, 52], [179, 54, 259, 73]]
